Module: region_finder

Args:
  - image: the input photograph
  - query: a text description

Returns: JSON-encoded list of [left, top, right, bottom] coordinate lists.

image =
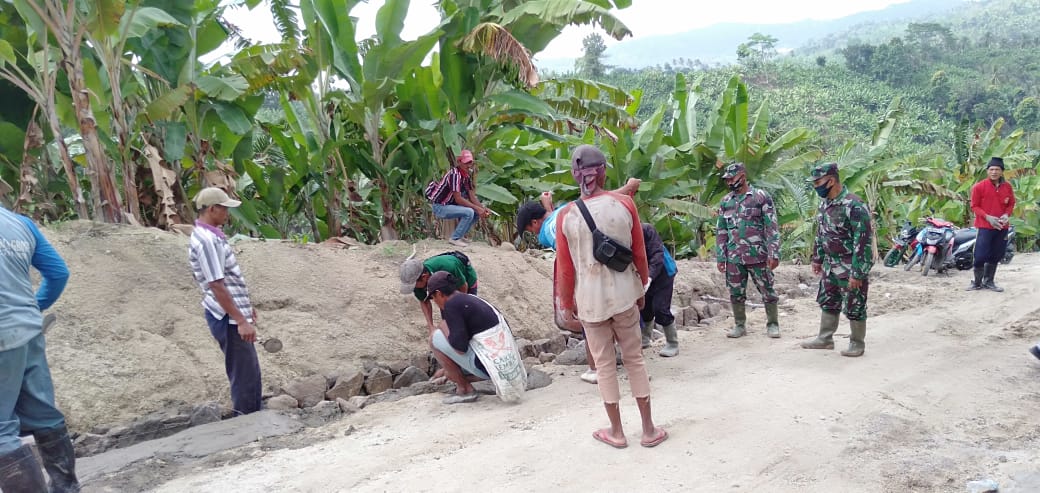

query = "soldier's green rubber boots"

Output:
[[727, 303, 747, 338], [841, 319, 866, 357], [765, 303, 780, 338], [801, 310, 839, 349], [641, 321, 652, 348], [659, 323, 679, 357]]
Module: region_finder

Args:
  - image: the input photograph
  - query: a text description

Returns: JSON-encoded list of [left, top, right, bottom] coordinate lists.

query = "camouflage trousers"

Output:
[[725, 262, 779, 304], [816, 272, 869, 321]]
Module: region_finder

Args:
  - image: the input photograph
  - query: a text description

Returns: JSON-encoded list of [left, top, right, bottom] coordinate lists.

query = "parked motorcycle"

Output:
[[949, 224, 1017, 270], [883, 220, 919, 267], [904, 217, 956, 276]]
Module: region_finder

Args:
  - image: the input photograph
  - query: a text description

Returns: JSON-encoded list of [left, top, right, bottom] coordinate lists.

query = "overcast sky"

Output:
[[222, 0, 910, 60]]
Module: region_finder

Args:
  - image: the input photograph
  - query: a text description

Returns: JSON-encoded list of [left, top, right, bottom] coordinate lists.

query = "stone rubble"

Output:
[[70, 279, 811, 459]]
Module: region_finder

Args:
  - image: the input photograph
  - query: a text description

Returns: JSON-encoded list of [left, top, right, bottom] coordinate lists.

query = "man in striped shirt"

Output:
[[429, 150, 492, 246], [188, 187, 262, 416]]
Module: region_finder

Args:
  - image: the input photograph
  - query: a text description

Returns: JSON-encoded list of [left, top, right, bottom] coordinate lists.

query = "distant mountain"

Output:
[[537, 0, 962, 72]]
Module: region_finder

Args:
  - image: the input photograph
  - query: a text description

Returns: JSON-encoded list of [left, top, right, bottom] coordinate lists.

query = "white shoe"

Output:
[[580, 369, 598, 384], [448, 238, 468, 247]]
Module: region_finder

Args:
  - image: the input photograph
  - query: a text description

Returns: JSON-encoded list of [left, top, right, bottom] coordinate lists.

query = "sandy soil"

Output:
[[39, 222, 1040, 491], [150, 263, 1040, 492], [41, 221, 558, 432]]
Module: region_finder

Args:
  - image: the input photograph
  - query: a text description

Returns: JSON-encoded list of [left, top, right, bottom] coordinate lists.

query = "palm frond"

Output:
[[499, 0, 632, 41], [659, 198, 716, 221], [269, 0, 301, 42], [460, 23, 538, 88], [882, 179, 963, 201]]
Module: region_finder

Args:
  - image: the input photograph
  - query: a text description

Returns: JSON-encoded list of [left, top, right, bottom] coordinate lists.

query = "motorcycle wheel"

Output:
[[905, 252, 920, 271], [1002, 244, 1015, 264], [922, 252, 935, 277], [883, 248, 902, 267]]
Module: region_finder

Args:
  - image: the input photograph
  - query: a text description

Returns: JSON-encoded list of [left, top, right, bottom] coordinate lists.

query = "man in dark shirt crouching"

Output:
[[427, 271, 505, 404]]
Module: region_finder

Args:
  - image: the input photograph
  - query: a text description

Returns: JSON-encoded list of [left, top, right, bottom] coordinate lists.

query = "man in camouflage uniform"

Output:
[[801, 162, 873, 357], [715, 162, 782, 339]]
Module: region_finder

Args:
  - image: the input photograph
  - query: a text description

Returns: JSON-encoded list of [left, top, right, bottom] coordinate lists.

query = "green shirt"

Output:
[[411, 255, 479, 301]]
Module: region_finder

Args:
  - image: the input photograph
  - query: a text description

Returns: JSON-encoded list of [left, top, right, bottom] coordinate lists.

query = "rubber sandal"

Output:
[[442, 393, 479, 405], [640, 428, 668, 448], [593, 429, 627, 449]]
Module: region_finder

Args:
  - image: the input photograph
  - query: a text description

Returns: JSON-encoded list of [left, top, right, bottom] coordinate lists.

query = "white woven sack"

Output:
[[469, 308, 527, 402]]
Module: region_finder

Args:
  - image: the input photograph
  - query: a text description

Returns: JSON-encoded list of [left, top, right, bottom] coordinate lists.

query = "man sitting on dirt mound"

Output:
[[399, 250, 479, 333], [426, 271, 526, 404]]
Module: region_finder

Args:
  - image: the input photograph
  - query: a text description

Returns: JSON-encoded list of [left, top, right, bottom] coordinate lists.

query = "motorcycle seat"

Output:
[[953, 228, 976, 243]]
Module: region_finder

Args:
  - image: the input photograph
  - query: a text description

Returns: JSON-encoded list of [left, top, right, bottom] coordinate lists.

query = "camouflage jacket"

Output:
[[715, 186, 781, 265], [812, 187, 874, 279]]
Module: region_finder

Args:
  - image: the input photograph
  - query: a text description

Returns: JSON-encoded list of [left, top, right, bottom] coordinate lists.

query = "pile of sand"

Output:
[[41, 222, 561, 432]]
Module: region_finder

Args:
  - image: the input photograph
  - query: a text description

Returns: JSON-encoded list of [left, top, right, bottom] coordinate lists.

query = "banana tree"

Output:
[[126, 0, 278, 229], [0, 1, 89, 217], [81, 1, 197, 224], [13, 0, 124, 222], [301, 0, 441, 241]]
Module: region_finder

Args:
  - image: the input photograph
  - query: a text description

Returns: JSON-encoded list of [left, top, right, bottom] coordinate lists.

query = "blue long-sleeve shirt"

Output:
[[0, 208, 69, 351]]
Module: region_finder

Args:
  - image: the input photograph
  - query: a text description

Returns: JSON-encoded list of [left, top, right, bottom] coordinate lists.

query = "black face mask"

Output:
[[814, 179, 832, 198], [728, 177, 745, 192]]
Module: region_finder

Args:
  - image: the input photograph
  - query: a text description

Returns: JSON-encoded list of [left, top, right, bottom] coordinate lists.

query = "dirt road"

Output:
[[139, 255, 1040, 492]]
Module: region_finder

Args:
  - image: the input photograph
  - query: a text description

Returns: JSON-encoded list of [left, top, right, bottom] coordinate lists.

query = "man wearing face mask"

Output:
[[967, 157, 1015, 292], [801, 163, 874, 357], [715, 162, 782, 339]]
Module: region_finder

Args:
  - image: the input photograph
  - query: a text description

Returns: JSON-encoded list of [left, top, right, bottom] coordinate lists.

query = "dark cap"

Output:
[[516, 202, 546, 235], [426, 271, 456, 297], [571, 145, 606, 169], [722, 163, 745, 179], [806, 162, 839, 182], [987, 157, 1005, 170]]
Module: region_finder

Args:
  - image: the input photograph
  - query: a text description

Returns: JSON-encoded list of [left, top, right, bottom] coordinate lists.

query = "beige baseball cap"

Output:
[[399, 258, 425, 294], [195, 187, 242, 208]]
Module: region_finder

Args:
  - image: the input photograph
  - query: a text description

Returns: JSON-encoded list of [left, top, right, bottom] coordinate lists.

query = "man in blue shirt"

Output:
[[0, 207, 77, 492], [515, 179, 645, 384]]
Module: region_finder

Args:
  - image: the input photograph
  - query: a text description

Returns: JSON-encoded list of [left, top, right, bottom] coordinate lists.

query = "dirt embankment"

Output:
[[34, 222, 1040, 492], [44, 221, 816, 436], [42, 222, 566, 433]]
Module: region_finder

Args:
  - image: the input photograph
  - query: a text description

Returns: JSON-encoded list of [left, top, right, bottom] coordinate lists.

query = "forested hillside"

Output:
[[0, 0, 1037, 262], [558, 0, 1040, 256]]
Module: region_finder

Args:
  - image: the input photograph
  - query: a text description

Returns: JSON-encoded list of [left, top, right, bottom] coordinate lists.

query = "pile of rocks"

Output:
[[268, 353, 437, 413], [675, 300, 729, 328], [73, 336, 573, 458]]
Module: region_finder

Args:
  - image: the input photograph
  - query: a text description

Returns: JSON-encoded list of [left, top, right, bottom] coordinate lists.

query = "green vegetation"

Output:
[[573, 0, 1040, 255], [1, 0, 1039, 263]]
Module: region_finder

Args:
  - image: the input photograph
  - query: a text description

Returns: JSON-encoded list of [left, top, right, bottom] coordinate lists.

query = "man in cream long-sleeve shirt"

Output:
[[554, 144, 668, 450]]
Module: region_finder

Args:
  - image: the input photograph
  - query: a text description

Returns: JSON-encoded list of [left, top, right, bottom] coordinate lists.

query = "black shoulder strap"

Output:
[[575, 199, 598, 232]]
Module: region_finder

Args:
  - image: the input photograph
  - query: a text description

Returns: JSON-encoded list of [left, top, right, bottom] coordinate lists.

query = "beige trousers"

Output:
[[582, 305, 651, 403]]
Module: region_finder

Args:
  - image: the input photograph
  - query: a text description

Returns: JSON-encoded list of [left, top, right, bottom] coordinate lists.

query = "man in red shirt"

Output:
[[967, 157, 1015, 292]]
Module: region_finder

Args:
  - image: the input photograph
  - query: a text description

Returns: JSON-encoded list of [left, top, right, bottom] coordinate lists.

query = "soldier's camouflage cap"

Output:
[[806, 162, 839, 182], [722, 162, 745, 179]]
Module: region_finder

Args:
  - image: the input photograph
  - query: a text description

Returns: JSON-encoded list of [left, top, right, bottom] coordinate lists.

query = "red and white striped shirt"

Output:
[[431, 167, 473, 206]]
